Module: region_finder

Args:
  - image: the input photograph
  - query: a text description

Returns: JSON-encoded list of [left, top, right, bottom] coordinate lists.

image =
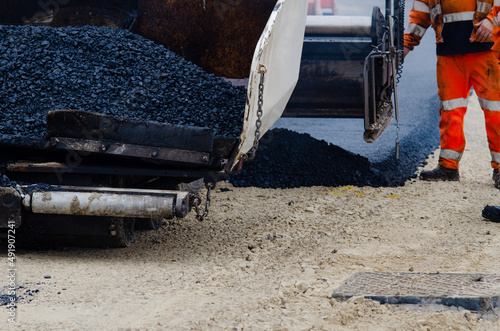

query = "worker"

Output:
[[404, 0, 500, 187], [307, 0, 336, 15]]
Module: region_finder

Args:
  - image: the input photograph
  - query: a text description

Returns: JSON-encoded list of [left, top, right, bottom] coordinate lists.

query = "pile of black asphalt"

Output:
[[0, 25, 246, 139], [230, 128, 377, 188]]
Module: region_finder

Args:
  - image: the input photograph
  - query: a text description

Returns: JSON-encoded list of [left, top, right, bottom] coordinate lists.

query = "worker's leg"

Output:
[[469, 51, 500, 171], [436, 54, 471, 170], [419, 54, 469, 181]]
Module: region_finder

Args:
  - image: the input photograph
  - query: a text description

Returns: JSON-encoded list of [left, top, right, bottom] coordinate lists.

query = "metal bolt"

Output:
[[218, 159, 228, 168], [202, 156, 209, 163], [151, 150, 158, 157], [100, 144, 107, 151]]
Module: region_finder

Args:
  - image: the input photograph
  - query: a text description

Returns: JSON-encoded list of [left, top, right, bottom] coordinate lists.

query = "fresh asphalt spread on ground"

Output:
[[233, 4, 441, 188]]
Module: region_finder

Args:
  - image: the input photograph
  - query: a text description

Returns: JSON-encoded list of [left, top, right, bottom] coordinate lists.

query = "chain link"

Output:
[[396, 0, 405, 83], [394, 0, 405, 159], [247, 65, 266, 160], [192, 183, 213, 221]]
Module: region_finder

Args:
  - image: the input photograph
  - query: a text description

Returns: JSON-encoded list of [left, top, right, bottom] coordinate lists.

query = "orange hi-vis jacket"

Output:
[[405, 0, 500, 51], [491, 4, 500, 51]]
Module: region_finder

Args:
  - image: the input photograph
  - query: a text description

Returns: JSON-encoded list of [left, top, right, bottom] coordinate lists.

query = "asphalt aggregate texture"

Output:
[[0, 25, 246, 139], [229, 128, 377, 189]]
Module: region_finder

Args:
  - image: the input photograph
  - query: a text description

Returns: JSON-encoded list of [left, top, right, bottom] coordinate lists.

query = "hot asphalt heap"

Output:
[[0, 25, 246, 139], [0, 25, 439, 189]]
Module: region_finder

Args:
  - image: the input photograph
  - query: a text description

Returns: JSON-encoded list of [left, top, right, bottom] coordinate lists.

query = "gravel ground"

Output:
[[3, 93, 500, 330]]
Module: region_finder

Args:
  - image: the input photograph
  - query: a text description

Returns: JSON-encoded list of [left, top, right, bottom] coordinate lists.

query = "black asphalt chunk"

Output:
[[482, 205, 500, 223], [0, 294, 14, 306], [0, 173, 18, 189]]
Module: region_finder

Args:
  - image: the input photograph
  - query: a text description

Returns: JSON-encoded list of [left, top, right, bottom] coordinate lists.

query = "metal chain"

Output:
[[388, 3, 401, 161], [395, 123, 400, 159], [192, 183, 213, 221], [394, 0, 404, 159], [247, 65, 266, 160], [394, 0, 405, 83], [389, 37, 401, 160]]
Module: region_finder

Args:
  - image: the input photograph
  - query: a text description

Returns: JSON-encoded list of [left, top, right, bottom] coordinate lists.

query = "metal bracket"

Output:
[[0, 187, 22, 229], [48, 137, 211, 166]]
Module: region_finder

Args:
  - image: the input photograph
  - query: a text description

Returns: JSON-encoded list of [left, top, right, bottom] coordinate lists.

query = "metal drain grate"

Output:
[[332, 272, 500, 311]]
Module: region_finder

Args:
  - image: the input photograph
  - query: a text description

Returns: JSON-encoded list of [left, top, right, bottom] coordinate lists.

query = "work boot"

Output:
[[419, 165, 459, 181], [493, 169, 500, 189]]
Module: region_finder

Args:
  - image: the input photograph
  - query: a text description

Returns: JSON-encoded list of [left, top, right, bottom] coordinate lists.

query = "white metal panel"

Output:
[[229, 0, 308, 171]]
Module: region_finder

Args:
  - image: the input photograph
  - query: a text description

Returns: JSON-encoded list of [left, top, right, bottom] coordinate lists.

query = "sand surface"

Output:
[[4, 94, 500, 330]]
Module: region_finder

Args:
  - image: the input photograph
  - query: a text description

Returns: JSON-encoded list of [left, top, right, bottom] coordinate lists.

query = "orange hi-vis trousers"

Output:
[[436, 51, 500, 170]]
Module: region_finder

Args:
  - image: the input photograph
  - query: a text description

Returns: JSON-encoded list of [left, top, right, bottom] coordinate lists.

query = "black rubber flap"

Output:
[[46, 110, 214, 153], [332, 272, 500, 312]]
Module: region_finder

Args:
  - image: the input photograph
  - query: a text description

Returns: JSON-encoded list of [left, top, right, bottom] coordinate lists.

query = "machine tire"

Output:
[[107, 217, 135, 248]]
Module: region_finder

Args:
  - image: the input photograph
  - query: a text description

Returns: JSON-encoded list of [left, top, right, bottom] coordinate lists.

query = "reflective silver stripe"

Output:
[[495, 0, 500, 6], [443, 11, 475, 23], [430, 5, 442, 21], [440, 149, 463, 161], [495, 16, 499, 27], [492, 152, 500, 164], [478, 97, 500, 111], [407, 23, 427, 37], [440, 98, 469, 110], [477, 1, 493, 13], [413, 1, 430, 13]]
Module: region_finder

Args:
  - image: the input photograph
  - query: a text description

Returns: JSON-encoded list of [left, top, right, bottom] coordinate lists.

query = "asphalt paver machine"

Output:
[[0, 0, 404, 246]]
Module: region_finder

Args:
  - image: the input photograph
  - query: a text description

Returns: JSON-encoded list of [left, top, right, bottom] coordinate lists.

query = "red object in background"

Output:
[[308, 0, 336, 15]]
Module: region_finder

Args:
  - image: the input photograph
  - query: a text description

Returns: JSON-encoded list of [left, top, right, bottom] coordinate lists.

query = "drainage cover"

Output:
[[332, 272, 500, 311]]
